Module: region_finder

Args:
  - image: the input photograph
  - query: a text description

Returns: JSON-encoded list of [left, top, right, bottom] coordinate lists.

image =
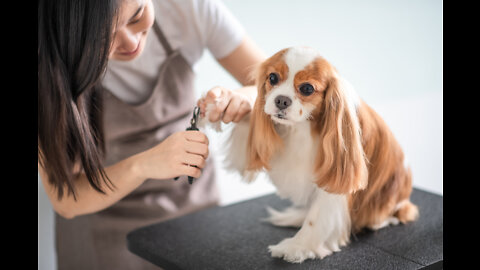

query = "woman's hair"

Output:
[[38, 0, 120, 200]]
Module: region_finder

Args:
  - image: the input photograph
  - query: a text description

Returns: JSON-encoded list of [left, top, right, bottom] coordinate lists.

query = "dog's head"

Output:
[[246, 46, 367, 194]]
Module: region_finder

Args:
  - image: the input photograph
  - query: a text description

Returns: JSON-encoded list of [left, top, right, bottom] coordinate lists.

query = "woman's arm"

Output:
[[218, 34, 266, 106], [217, 35, 266, 86], [39, 130, 209, 219], [39, 155, 143, 219]]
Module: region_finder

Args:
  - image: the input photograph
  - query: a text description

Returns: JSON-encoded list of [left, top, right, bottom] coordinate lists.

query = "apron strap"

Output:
[[152, 20, 174, 56]]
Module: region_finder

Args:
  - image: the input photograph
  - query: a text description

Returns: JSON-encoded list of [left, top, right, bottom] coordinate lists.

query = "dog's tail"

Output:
[[393, 168, 419, 223], [394, 200, 419, 224]]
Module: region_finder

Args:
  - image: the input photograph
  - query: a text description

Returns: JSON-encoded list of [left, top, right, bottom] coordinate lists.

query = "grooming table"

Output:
[[127, 188, 443, 269]]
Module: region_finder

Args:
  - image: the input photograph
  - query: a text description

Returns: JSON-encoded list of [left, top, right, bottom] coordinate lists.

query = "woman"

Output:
[[38, 0, 264, 268]]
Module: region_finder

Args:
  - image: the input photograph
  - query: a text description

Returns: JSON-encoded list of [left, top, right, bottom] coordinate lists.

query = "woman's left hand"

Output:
[[197, 86, 253, 124]]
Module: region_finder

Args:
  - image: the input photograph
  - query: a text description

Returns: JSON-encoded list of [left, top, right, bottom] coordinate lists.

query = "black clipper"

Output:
[[174, 106, 201, 184]]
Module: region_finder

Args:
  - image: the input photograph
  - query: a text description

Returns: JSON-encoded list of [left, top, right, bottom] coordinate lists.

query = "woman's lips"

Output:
[[119, 41, 140, 56]]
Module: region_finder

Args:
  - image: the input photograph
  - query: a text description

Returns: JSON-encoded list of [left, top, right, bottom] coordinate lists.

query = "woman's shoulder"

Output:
[[152, 0, 235, 38], [152, 0, 191, 31], [152, 0, 244, 64]]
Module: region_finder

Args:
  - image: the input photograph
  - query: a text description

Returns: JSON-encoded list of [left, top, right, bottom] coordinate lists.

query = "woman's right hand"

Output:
[[133, 130, 209, 180]]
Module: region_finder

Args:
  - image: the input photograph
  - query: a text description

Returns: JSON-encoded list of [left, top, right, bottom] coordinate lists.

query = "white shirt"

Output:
[[102, 0, 246, 104]]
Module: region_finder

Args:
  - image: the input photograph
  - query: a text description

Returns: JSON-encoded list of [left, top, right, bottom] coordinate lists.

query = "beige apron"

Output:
[[55, 21, 220, 270]]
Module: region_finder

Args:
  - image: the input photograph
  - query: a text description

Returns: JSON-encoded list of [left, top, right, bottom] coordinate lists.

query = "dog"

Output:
[[203, 46, 419, 263]]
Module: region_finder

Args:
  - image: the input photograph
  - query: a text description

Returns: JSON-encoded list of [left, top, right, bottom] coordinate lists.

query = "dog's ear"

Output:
[[246, 63, 283, 171], [313, 75, 368, 194]]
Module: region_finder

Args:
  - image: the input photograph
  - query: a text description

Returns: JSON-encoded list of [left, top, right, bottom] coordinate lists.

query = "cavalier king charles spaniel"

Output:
[[203, 46, 419, 263]]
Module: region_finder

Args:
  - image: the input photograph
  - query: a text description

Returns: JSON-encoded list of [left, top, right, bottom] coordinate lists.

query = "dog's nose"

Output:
[[275, 95, 292, 110]]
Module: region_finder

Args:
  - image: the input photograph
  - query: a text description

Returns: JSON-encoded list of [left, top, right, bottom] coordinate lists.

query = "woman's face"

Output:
[[109, 0, 155, 61]]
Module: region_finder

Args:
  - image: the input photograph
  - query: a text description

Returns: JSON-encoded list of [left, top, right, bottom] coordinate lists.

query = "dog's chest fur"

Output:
[[268, 121, 319, 206]]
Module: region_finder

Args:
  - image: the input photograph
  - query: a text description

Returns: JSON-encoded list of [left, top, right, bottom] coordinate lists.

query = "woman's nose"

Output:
[[115, 30, 141, 53]]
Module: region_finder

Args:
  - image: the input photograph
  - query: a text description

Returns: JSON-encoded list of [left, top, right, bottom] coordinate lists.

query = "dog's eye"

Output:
[[269, 73, 279, 85], [299, 83, 315, 96]]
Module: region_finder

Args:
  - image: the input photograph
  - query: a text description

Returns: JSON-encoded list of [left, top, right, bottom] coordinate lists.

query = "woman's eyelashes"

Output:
[[129, 18, 141, 25], [129, 5, 146, 25], [129, 12, 143, 25]]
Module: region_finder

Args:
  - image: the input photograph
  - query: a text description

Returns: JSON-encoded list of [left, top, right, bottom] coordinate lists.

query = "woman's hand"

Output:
[[197, 86, 253, 124], [133, 130, 209, 180]]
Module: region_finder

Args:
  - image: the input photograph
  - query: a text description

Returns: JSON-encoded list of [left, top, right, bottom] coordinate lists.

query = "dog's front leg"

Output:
[[268, 189, 351, 263]]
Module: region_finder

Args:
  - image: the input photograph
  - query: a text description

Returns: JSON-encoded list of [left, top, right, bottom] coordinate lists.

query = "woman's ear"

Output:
[[246, 70, 283, 171], [313, 76, 368, 194]]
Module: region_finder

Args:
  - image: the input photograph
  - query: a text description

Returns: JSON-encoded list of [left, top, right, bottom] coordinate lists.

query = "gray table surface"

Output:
[[127, 188, 443, 269]]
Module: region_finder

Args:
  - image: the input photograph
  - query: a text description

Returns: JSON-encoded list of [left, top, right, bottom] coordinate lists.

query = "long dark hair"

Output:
[[38, 0, 119, 200]]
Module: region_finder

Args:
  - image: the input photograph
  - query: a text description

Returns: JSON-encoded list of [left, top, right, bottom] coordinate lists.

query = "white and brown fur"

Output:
[[208, 47, 419, 263]]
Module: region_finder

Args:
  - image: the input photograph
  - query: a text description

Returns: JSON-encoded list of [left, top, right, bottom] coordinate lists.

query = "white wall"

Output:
[[38, 1, 442, 269]]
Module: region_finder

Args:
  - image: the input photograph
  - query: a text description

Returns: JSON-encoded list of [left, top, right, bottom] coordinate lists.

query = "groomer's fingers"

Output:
[[197, 100, 206, 117], [198, 87, 223, 118], [182, 153, 206, 169], [208, 89, 230, 122], [197, 97, 210, 118], [205, 86, 223, 101], [222, 96, 242, 124], [184, 131, 209, 145], [184, 140, 209, 159], [181, 164, 202, 179], [233, 100, 252, 123]]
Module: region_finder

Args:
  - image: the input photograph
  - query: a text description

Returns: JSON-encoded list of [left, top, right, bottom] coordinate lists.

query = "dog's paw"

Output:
[[369, 216, 400, 230], [268, 238, 317, 263]]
